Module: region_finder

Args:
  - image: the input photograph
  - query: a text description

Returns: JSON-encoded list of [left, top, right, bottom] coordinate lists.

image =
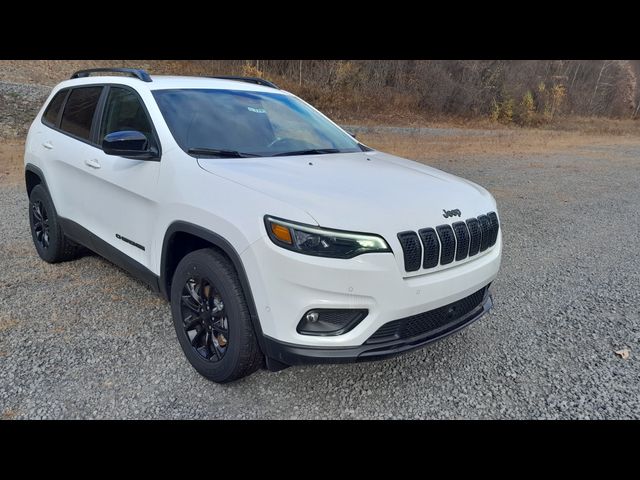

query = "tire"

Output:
[[28, 184, 83, 263], [170, 248, 263, 383]]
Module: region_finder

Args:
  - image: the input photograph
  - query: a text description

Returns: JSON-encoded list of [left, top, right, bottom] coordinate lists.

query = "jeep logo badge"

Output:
[[442, 209, 461, 218]]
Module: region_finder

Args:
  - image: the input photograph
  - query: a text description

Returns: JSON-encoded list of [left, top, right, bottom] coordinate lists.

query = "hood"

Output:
[[197, 151, 496, 235]]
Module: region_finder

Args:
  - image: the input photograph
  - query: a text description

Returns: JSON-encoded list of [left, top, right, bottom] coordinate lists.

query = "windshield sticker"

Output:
[[247, 106, 266, 114]]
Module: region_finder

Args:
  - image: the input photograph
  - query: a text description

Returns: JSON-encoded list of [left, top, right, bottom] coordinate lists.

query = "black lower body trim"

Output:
[[58, 217, 160, 293], [263, 289, 493, 366]]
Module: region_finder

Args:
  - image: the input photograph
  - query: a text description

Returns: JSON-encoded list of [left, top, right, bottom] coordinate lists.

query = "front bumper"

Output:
[[262, 288, 493, 365], [241, 232, 501, 347]]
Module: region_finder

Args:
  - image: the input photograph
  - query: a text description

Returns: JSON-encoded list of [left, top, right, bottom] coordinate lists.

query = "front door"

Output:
[[79, 85, 161, 269]]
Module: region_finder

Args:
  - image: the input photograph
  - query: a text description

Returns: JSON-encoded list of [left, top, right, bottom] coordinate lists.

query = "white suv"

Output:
[[24, 68, 502, 382]]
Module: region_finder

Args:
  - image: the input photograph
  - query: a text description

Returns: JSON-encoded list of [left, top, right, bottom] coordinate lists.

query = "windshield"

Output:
[[152, 88, 363, 157]]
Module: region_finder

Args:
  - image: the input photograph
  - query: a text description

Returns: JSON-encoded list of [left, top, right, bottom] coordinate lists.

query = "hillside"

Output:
[[1, 60, 640, 139]]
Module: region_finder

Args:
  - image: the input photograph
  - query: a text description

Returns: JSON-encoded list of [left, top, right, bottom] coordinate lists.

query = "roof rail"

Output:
[[211, 76, 279, 89], [70, 68, 152, 83]]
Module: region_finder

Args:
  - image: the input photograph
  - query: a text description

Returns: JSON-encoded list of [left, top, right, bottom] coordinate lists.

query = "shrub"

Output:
[[490, 96, 514, 124], [517, 90, 536, 125], [241, 63, 264, 78]]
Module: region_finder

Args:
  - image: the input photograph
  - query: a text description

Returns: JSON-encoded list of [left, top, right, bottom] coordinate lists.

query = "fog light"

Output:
[[305, 311, 320, 323], [297, 309, 368, 336]]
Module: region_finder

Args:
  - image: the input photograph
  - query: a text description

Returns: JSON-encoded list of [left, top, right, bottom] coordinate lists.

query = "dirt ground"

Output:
[[0, 140, 24, 185]]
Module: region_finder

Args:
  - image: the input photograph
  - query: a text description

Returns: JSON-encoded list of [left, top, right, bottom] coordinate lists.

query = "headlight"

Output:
[[264, 216, 391, 258]]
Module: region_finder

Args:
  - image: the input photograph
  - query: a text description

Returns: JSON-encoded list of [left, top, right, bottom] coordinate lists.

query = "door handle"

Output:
[[42, 141, 53, 150], [84, 159, 101, 169]]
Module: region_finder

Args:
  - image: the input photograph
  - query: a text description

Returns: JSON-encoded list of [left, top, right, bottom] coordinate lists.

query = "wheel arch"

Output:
[[160, 221, 267, 353], [25, 164, 48, 197]]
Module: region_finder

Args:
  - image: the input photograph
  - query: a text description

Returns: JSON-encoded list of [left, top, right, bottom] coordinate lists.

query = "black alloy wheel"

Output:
[[31, 200, 50, 250], [180, 275, 230, 362], [28, 184, 83, 263], [170, 248, 263, 383]]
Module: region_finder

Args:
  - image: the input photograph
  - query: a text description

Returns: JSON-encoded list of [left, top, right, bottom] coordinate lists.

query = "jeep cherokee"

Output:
[[24, 68, 502, 382]]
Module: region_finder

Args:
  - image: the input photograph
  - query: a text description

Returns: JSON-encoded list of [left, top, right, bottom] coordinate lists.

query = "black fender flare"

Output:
[[25, 164, 49, 196], [160, 221, 267, 354]]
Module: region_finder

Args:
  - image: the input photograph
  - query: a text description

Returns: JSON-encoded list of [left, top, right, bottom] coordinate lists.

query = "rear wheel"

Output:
[[170, 248, 263, 383], [28, 184, 83, 263]]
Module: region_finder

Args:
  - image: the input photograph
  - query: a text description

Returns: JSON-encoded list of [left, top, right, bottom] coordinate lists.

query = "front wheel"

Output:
[[170, 248, 263, 383]]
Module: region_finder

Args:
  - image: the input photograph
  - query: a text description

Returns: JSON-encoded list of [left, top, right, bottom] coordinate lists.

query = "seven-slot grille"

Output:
[[397, 211, 499, 272]]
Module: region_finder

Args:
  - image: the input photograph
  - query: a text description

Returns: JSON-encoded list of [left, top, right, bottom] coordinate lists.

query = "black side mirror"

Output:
[[348, 131, 357, 139], [103, 131, 158, 159]]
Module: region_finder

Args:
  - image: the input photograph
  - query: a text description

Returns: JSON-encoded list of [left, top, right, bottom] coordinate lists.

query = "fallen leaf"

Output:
[[1, 409, 18, 420], [615, 348, 631, 360]]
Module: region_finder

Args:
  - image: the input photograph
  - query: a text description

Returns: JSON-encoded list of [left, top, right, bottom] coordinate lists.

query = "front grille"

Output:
[[396, 211, 499, 272], [436, 225, 455, 265], [366, 286, 488, 343], [452, 221, 470, 261], [478, 215, 492, 252], [397, 231, 422, 272], [487, 212, 499, 247], [467, 218, 481, 256], [418, 228, 439, 269]]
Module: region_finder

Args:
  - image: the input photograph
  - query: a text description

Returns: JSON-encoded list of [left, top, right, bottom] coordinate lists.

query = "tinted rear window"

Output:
[[42, 90, 67, 126], [60, 87, 103, 141]]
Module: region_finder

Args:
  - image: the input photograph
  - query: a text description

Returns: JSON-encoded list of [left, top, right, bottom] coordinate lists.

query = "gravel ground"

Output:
[[1, 134, 639, 419], [0, 82, 50, 139]]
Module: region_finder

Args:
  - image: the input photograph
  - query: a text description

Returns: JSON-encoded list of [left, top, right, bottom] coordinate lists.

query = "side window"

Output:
[[100, 87, 155, 146], [60, 87, 103, 141], [42, 90, 67, 127]]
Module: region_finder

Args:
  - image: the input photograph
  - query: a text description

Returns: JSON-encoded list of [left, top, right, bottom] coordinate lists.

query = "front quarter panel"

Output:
[[150, 148, 317, 276]]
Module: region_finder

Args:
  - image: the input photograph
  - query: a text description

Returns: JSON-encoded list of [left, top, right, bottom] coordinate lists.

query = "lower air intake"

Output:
[[366, 286, 488, 343]]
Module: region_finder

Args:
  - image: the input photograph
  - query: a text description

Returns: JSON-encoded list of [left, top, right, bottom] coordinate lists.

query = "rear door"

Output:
[[79, 85, 161, 268], [39, 86, 104, 224]]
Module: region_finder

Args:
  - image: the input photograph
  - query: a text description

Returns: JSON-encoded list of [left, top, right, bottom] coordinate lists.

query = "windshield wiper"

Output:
[[187, 147, 259, 158], [271, 148, 341, 157]]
